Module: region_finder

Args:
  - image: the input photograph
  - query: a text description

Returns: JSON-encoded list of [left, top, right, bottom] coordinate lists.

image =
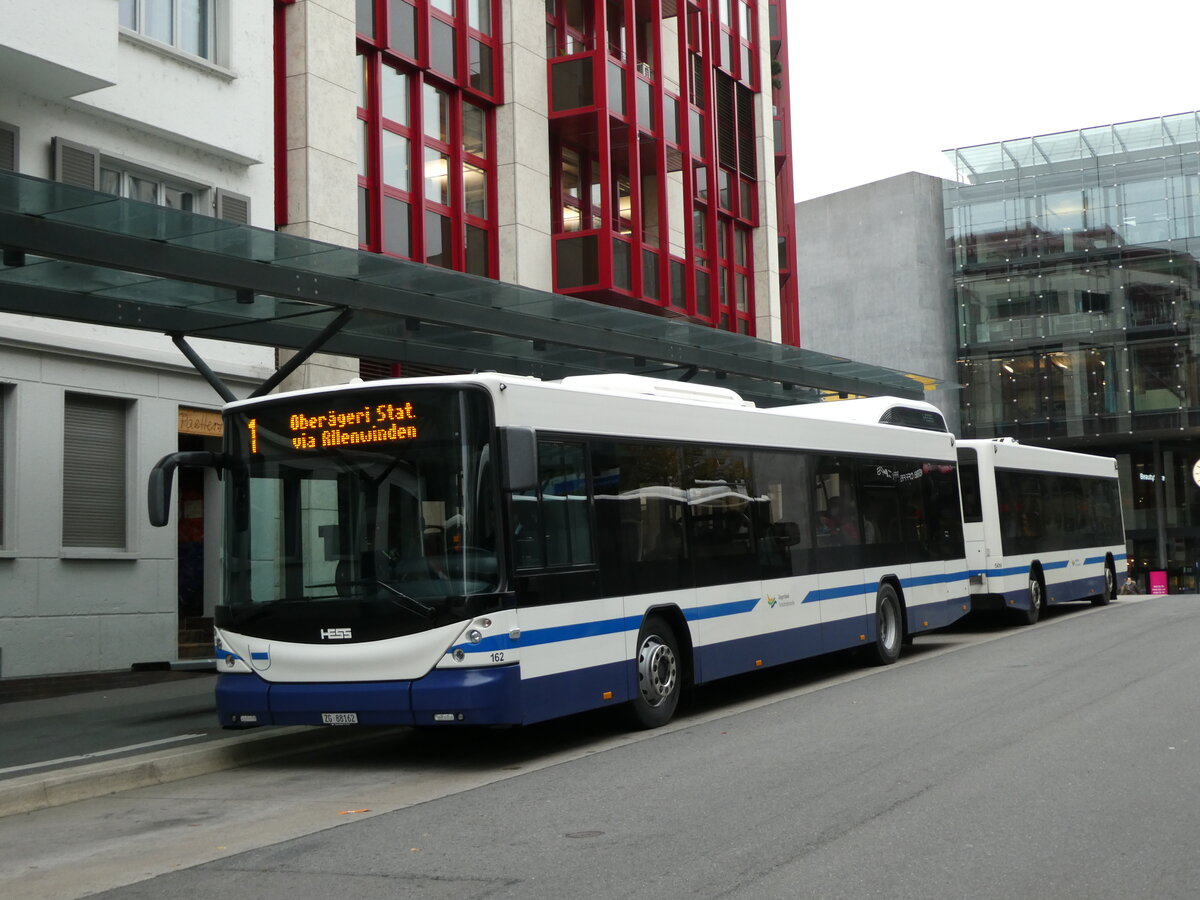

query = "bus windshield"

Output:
[[222, 386, 501, 633]]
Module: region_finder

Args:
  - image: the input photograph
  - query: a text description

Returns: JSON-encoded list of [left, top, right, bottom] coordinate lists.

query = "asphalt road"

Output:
[[3, 594, 1198, 900]]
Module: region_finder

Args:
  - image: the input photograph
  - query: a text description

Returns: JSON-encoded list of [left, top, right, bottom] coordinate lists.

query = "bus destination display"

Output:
[[248, 400, 420, 452]]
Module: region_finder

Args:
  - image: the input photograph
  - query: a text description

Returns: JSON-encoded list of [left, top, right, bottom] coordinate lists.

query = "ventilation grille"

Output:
[[52, 137, 99, 188], [216, 189, 251, 224], [0, 122, 16, 172], [879, 406, 948, 433]]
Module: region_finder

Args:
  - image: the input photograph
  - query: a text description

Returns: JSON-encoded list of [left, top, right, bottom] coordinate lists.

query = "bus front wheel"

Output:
[[869, 584, 904, 666], [1019, 571, 1044, 625], [628, 616, 681, 729]]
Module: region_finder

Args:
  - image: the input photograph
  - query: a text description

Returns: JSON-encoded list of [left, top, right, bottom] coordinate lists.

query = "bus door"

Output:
[[956, 448, 987, 593], [813, 461, 868, 649]]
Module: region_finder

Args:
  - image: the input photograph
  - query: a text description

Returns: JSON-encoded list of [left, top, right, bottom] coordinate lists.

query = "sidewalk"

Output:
[[0, 669, 385, 818]]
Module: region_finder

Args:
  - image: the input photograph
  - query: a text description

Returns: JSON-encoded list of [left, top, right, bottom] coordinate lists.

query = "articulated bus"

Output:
[[150, 373, 972, 729], [956, 438, 1126, 624]]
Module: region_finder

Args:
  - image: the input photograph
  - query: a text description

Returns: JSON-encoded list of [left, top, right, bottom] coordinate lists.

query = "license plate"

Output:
[[321, 712, 358, 725]]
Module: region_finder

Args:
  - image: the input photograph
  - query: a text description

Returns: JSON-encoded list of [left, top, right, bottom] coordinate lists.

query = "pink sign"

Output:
[[1150, 571, 1168, 595]]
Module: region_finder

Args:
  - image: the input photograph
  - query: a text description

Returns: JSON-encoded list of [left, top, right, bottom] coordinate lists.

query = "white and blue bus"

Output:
[[956, 438, 1126, 624], [150, 374, 972, 729]]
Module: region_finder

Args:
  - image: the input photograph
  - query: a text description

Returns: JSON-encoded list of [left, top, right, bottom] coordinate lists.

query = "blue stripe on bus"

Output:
[[455, 596, 762, 654], [460, 567, 977, 655], [987, 560, 1071, 578], [802, 569, 972, 605], [985, 555, 1126, 579], [684, 597, 761, 621]]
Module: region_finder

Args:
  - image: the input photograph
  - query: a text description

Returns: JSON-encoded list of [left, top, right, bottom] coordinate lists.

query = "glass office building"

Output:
[[946, 112, 1200, 590]]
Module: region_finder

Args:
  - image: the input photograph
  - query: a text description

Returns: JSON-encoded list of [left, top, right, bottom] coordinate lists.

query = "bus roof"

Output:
[[957, 438, 1118, 478], [227, 372, 958, 461]]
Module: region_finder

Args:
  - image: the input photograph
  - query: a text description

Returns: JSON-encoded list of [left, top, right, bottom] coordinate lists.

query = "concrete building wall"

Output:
[[751, 0, 783, 343], [795, 172, 958, 432], [0, 2, 276, 677], [276, 0, 360, 393], [496, 0, 552, 291], [0, 339, 271, 678]]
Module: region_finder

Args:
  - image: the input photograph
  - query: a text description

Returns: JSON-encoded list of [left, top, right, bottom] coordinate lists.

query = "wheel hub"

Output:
[[637, 636, 677, 707], [880, 602, 897, 649]]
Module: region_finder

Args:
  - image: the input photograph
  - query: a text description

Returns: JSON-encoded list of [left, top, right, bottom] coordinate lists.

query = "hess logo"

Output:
[[320, 627, 353, 640]]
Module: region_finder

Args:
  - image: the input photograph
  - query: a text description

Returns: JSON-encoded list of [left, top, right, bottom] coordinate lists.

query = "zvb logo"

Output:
[[320, 627, 353, 640]]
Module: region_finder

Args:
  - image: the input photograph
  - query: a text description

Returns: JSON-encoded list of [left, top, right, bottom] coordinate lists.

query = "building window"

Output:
[[100, 165, 201, 212], [63, 394, 129, 549], [50, 138, 250, 220], [357, 4, 500, 276], [119, 0, 219, 61]]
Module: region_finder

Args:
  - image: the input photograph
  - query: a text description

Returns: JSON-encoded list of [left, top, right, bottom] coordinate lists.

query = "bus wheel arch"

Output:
[[1094, 555, 1117, 606], [1020, 563, 1045, 625], [628, 608, 690, 729], [869, 580, 905, 666]]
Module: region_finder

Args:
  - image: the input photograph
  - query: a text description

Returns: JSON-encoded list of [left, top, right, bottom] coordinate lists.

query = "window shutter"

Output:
[[689, 54, 706, 108], [52, 137, 100, 189], [714, 72, 736, 171], [0, 387, 6, 543], [0, 122, 17, 172], [62, 394, 127, 548], [736, 83, 756, 179], [216, 188, 251, 224]]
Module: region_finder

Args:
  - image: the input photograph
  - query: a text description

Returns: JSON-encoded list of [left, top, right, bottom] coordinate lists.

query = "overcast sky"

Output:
[[786, 2, 1200, 202]]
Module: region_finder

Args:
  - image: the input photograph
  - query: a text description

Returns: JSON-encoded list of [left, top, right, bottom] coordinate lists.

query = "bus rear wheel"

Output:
[[1093, 559, 1116, 606], [628, 616, 681, 729], [1019, 572, 1043, 625], [869, 584, 904, 666]]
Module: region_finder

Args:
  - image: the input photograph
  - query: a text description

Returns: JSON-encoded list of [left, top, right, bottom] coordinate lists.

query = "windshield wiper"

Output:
[[375, 580, 437, 619], [306, 578, 437, 620]]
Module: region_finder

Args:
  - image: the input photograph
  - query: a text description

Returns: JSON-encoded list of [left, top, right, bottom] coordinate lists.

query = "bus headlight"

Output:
[[467, 629, 483, 644]]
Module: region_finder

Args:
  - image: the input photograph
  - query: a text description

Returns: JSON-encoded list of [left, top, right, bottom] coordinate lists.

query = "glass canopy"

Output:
[[948, 111, 1200, 182], [0, 170, 927, 406]]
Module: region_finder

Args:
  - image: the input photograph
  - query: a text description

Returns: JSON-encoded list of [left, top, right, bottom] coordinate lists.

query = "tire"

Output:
[[1018, 571, 1043, 625], [869, 584, 904, 666], [628, 616, 681, 729], [1093, 559, 1116, 606]]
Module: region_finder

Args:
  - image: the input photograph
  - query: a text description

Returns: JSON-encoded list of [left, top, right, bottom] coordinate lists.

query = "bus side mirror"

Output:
[[148, 451, 232, 527], [500, 427, 537, 493]]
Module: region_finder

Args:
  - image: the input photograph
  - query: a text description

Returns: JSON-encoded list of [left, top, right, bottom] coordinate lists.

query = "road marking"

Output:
[[0, 733, 208, 776]]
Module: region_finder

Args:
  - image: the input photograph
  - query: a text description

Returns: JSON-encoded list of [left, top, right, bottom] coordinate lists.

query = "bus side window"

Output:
[[814, 463, 860, 547], [614, 442, 690, 595], [539, 442, 594, 567], [752, 450, 813, 578], [920, 463, 965, 560], [511, 491, 545, 568], [512, 440, 595, 570], [687, 446, 756, 587], [956, 448, 983, 524]]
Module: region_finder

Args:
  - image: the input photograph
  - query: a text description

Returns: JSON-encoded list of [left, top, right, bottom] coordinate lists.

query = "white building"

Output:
[[0, 0, 275, 678]]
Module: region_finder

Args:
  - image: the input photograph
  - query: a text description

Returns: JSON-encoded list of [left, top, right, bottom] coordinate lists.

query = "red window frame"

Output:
[[356, 0, 501, 278]]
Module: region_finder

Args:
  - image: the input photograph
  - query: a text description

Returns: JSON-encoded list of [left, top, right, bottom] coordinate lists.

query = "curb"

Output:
[[0, 726, 393, 819]]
